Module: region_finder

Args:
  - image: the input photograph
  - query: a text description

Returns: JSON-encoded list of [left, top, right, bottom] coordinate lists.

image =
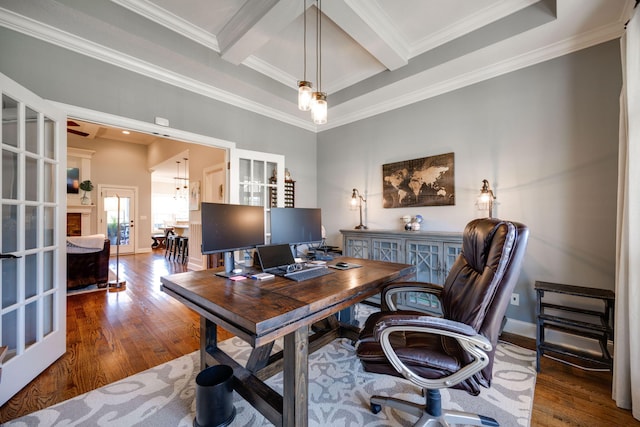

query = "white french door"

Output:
[[98, 186, 136, 255], [229, 149, 285, 245], [0, 73, 66, 405]]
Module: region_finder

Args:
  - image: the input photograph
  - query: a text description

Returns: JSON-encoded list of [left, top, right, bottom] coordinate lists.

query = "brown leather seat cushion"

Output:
[[356, 310, 481, 395]]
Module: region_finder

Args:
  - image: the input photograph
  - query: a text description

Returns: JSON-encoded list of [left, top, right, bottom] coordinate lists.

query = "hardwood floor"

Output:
[[1, 250, 638, 425]]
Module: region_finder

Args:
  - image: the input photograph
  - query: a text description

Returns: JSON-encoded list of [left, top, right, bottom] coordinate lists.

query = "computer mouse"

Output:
[[336, 262, 349, 268]]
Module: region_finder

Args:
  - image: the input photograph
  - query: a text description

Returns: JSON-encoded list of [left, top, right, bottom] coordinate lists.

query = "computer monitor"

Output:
[[201, 202, 265, 277], [270, 208, 323, 246]]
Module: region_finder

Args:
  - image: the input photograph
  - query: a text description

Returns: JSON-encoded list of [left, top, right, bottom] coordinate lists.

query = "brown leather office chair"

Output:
[[356, 218, 529, 427]]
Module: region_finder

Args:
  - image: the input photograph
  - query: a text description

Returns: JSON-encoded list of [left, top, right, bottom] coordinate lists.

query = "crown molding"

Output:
[[111, 0, 220, 51], [0, 7, 315, 132], [323, 20, 625, 131]]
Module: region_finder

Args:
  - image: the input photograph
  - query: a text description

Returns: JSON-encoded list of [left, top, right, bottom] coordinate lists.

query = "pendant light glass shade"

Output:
[[298, 81, 313, 111], [311, 92, 327, 124]]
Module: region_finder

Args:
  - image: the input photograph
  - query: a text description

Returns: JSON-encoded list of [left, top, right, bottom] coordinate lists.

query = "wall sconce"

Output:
[[351, 188, 367, 229], [477, 179, 496, 218]]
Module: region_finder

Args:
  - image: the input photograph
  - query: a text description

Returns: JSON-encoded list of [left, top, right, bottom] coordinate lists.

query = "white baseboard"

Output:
[[503, 317, 536, 339], [187, 260, 205, 271]]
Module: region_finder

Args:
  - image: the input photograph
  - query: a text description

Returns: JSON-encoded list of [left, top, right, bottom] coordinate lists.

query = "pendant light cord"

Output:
[[316, 0, 322, 92], [303, 0, 307, 81]]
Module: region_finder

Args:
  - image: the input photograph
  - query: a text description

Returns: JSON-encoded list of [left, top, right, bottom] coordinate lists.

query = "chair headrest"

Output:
[[462, 218, 508, 273]]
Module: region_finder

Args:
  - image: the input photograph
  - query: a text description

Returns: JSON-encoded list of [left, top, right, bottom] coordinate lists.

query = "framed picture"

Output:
[[382, 152, 455, 208], [67, 168, 79, 194], [189, 181, 200, 211]]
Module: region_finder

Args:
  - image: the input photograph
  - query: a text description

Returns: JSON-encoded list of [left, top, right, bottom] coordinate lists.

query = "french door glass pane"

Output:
[[2, 94, 18, 148], [1, 257, 18, 308], [44, 116, 55, 159], [254, 161, 265, 184], [25, 156, 38, 201], [239, 158, 250, 182], [44, 206, 54, 246], [43, 294, 53, 336], [106, 196, 131, 246], [2, 150, 18, 200], [25, 107, 38, 154], [25, 301, 37, 348], [25, 254, 37, 299], [44, 161, 54, 203], [43, 250, 54, 292], [1, 310, 17, 361], [25, 205, 38, 250], [2, 204, 18, 252]]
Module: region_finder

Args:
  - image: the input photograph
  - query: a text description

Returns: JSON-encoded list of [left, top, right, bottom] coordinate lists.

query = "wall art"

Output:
[[382, 152, 455, 208]]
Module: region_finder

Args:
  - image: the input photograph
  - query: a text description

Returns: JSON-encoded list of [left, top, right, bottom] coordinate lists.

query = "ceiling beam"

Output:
[[218, 0, 300, 65], [321, 0, 408, 71]]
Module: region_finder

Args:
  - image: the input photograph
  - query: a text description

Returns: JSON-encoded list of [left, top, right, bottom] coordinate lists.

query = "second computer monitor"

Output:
[[270, 207, 322, 245]]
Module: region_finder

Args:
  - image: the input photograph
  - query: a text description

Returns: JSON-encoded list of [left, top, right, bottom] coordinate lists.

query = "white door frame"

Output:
[[51, 103, 238, 261]]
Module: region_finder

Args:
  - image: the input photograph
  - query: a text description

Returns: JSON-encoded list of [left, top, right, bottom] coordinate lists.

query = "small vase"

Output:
[[81, 192, 90, 205]]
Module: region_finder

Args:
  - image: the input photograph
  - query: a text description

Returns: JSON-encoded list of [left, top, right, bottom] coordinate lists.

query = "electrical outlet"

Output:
[[510, 293, 520, 306]]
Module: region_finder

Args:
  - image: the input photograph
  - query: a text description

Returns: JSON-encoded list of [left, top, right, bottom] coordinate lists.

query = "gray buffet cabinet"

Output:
[[340, 229, 462, 314]]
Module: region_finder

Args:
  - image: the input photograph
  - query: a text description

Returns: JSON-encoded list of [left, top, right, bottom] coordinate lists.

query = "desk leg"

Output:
[[200, 317, 217, 369], [283, 325, 308, 427]]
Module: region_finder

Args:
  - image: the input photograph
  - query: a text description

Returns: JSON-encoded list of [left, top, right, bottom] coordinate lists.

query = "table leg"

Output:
[[283, 325, 309, 427], [201, 317, 218, 369]]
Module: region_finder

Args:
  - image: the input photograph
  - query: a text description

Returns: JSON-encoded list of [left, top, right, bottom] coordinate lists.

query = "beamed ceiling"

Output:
[[0, 0, 634, 132]]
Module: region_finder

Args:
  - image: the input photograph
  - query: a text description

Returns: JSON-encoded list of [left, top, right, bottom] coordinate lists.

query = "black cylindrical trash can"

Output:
[[194, 364, 236, 427]]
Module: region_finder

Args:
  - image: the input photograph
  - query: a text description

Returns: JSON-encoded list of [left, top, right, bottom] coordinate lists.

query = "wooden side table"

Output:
[[535, 281, 615, 372]]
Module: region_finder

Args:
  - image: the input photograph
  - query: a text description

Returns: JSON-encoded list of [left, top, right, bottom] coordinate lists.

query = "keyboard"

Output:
[[284, 266, 333, 282]]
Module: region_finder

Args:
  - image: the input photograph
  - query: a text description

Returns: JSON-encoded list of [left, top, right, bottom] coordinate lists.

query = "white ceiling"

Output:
[[66, 118, 190, 180], [0, 0, 634, 132]]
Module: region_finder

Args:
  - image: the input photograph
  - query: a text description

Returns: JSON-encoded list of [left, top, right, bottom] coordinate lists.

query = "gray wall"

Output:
[[0, 27, 318, 208], [317, 41, 621, 324]]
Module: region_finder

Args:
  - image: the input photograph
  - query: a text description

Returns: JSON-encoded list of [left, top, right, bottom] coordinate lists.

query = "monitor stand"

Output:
[[215, 251, 239, 278]]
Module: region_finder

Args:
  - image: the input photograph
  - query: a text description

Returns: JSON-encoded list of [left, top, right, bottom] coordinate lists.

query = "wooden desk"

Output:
[[160, 257, 414, 427]]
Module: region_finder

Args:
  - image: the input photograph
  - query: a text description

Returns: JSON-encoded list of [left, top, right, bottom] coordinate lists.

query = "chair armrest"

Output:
[[372, 314, 492, 390], [382, 281, 444, 311]]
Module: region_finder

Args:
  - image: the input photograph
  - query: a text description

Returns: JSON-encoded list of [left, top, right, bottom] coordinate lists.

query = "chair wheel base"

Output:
[[371, 403, 382, 414]]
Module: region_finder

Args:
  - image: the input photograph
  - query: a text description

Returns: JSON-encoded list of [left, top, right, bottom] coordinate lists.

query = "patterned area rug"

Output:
[[8, 308, 537, 426]]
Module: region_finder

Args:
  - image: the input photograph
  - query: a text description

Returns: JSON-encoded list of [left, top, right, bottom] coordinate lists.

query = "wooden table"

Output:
[[160, 257, 415, 427]]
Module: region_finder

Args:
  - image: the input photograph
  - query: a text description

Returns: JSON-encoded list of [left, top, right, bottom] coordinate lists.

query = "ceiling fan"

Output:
[[67, 120, 90, 137]]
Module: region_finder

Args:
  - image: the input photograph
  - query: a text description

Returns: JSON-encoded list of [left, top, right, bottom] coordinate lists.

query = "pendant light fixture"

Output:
[[297, 0, 312, 111], [183, 158, 189, 193], [174, 159, 189, 199], [310, 0, 327, 124], [174, 160, 181, 199]]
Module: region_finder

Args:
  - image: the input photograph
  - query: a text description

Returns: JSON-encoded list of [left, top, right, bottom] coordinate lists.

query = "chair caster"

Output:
[[370, 403, 382, 414]]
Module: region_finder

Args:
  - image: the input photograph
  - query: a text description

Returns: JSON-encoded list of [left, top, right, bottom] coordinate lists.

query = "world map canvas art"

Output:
[[382, 152, 455, 208]]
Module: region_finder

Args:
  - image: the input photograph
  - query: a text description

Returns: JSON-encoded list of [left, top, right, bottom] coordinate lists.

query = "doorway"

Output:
[[98, 185, 137, 255]]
